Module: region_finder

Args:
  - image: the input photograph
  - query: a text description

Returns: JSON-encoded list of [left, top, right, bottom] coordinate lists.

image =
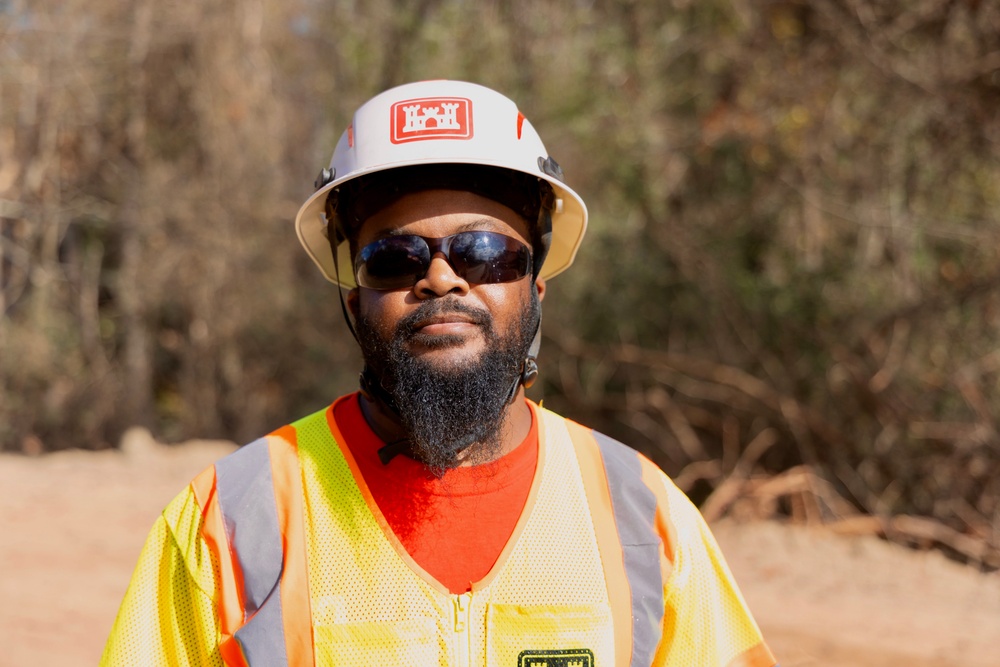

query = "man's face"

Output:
[[348, 189, 546, 468]]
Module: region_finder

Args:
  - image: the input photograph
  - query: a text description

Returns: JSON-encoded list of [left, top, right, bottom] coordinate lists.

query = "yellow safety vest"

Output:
[[101, 397, 776, 667]]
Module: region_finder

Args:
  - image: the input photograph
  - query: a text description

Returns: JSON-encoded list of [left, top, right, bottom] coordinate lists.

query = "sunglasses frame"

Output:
[[354, 230, 533, 290]]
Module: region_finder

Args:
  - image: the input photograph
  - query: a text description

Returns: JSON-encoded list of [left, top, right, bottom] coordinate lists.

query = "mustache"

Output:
[[396, 298, 492, 335]]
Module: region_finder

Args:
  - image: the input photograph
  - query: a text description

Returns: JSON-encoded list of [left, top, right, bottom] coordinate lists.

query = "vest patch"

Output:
[[517, 648, 594, 667]]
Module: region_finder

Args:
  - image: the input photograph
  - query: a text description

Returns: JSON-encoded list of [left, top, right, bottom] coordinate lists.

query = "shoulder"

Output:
[[172, 401, 338, 526], [204, 399, 341, 477], [535, 403, 670, 486], [534, 404, 696, 550]]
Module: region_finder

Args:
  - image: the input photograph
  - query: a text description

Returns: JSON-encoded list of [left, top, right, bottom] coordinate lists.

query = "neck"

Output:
[[357, 388, 532, 467]]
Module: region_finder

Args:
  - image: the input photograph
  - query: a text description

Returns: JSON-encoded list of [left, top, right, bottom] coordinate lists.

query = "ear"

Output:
[[346, 288, 361, 319], [534, 276, 547, 302]]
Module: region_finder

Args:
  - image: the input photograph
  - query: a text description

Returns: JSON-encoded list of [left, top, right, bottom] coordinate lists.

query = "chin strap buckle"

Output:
[[521, 357, 538, 389], [314, 167, 336, 190], [505, 314, 542, 404], [538, 156, 564, 182]]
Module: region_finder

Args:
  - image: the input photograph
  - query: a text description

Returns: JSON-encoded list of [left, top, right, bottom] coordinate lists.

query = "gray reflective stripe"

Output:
[[234, 585, 289, 666], [215, 437, 289, 666], [593, 430, 664, 667]]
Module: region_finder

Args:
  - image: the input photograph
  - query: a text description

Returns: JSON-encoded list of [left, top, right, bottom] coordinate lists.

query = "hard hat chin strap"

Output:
[[329, 230, 362, 348], [511, 314, 542, 399]]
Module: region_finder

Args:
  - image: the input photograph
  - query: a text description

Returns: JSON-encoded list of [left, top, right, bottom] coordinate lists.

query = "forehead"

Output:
[[355, 189, 532, 245]]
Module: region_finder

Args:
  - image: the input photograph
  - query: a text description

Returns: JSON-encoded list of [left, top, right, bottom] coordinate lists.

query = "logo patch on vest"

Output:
[[390, 97, 474, 143], [517, 648, 594, 667]]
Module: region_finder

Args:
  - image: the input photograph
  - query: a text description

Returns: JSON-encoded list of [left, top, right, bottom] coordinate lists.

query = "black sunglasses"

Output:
[[354, 231, 532, 290]]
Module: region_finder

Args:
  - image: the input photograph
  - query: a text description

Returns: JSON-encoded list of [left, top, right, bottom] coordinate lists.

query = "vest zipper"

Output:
[[453, 592, 472, 667]]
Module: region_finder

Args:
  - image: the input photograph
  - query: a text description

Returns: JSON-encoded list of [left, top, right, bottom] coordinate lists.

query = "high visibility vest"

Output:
[[116, 398, 775, 667]]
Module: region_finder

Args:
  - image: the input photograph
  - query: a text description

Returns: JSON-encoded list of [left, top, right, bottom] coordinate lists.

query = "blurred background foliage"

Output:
[[2, 0, 999, 561]]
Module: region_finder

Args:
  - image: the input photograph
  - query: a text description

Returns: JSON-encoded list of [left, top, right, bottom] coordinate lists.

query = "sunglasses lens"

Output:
[[449, 231, 531, 284], [355, 236, 430, 289]]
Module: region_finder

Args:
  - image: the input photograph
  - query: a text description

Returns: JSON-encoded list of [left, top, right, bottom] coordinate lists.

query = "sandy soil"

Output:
[[2, 432, 998, 666]]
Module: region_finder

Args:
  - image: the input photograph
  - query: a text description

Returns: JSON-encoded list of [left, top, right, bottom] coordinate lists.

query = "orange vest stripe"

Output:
[[206, 432, 315, 667], [191, 467, 248, 667], [568, 420, 634, 667], [639, 454, 678, 572], [215, 438, 288, 665], [728, 643, 779, 667], [590, 429, 666, 667], [268, 428, 315, 667]]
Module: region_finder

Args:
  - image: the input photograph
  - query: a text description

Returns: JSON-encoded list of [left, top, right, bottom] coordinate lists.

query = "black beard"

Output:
[[356, 291, 540, 471]]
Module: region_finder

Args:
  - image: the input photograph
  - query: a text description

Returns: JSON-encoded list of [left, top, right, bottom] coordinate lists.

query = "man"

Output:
[[101, 80, 777, 667]]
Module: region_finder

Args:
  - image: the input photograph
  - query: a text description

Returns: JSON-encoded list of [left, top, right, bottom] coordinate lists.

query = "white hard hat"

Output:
[[295, 80, 588, 287]]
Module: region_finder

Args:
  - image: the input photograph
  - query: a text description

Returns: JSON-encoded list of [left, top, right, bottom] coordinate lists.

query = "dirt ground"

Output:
[[2, 431, 999, 667]]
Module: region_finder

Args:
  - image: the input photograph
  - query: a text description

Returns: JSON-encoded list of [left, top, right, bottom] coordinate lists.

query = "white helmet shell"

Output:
[[294, 80, 588, 287]]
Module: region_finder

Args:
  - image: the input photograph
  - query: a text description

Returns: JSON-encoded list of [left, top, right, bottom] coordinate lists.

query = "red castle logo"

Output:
[[391, 97, 473, 144]]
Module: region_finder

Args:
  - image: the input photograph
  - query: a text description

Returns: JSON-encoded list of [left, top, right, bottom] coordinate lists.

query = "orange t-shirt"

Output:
[[333, 395, 538, 593]]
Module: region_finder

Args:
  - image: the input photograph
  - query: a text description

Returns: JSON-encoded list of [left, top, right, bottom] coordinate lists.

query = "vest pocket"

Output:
[[486, 603, 614, 666], [314, 618, 440, 666]]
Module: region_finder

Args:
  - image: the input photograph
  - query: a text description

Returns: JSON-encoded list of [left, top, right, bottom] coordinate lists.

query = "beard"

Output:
[[356, 291, 540, 471]]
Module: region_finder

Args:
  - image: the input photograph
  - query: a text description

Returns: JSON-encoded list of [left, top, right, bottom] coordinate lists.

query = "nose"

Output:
[[413, 253, 470, 298]]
